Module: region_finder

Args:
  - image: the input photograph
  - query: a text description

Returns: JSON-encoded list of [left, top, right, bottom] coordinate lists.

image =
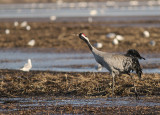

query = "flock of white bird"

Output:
[[5, 21, 36, 47]]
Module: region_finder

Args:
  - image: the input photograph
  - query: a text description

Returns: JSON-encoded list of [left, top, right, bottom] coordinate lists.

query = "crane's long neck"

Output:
[[84, 39, 93, 51], [83, 38, 99, 54], [83, 38, 105, 68]]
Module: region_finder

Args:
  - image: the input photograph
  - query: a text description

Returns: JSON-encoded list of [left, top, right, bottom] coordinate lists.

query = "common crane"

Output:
[[79, 33, 143, 99], [95, 49, 145, 71]]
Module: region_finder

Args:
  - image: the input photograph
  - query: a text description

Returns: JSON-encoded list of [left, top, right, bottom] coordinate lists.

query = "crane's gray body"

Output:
[[92, 48, 133, 76]]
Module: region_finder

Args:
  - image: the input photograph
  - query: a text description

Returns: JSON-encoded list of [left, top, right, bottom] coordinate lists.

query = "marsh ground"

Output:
[[0, 20, 160, 53], [0, 70, 159, 114], [0, 3, 160, 113], [0, 70, 159, 97], [0, 20, 160, 113]]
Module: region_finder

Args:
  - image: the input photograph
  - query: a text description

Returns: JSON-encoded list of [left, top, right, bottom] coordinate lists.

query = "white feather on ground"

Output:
[[20, 59, 32, 72]]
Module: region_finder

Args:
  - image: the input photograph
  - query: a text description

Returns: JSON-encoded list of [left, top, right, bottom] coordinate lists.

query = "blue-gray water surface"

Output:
[[0, 48, 159, 73], [0, 1, 160, 18]]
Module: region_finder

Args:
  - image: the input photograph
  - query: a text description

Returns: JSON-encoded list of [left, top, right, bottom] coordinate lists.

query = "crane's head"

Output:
[[79, 33, 89, 42], [126, 49, 145, 60]]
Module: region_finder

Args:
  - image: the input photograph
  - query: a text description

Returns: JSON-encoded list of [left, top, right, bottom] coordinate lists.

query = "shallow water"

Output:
[[0, 96, 159, 112], [0, 1, 160, 19], [0, 48, 160, 73]]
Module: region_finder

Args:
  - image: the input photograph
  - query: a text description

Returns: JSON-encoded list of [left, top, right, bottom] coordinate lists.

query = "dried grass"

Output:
[[0, 70, 159, 97]]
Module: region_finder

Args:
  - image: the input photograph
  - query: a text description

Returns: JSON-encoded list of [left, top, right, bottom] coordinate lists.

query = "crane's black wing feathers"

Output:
[[122, 56, 142, 79], [131, 57, 142, 79]]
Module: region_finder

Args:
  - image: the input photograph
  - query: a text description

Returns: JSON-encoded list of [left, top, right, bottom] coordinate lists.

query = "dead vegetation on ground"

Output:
[[0, 70, 159, 97]]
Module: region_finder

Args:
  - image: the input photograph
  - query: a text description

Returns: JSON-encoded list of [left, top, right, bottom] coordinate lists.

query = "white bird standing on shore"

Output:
[[90, 9, 97, 16], [106, 33, 116, 39], [115, 35, 124, 41], [20, 59, 32, 72], [5, 29, 10, 34], [20, 21, 28, 27], [94, 42, 103, 48], [78, 33, 143, 99], [50, 16, 57, 21], [28, 39, 35, 47], [14, 21, 19, 27], [143, 30, 150, 38], [112, 38, 119, 45], [26, 25, 31, 31]]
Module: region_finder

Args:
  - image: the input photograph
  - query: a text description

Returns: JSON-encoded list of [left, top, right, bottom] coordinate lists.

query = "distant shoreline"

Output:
[[0, 0, 147, 4]]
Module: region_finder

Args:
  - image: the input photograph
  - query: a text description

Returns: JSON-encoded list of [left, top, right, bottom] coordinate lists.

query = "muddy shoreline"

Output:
[[0, 69, 159, 114]]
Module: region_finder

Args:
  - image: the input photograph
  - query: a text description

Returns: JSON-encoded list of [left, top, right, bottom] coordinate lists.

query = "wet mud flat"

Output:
[[0, 21, 160, 53], [0, 96, 159, 114], [0, 70, 159, 114]]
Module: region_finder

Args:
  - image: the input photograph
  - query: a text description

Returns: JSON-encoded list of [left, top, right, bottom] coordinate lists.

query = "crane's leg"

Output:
[[130, 75, 140, 100], [111, 72, 115, 98]]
